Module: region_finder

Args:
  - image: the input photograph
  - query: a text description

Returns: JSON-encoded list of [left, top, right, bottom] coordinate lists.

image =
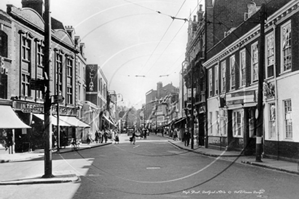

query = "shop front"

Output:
[[225, 90, 257, 155], [0, 99, 31, 153]]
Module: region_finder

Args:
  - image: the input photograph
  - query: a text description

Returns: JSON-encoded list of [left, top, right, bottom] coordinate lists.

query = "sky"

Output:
[[0, 0, 201, 109]]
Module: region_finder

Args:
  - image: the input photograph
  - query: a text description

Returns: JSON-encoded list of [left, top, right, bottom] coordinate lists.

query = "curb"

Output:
[[241, 160, 299, 175], [0, 143, 112, 163], [0, 174, 80, 185], [168, 141, 240, 157], [54, 142, 112, 154]]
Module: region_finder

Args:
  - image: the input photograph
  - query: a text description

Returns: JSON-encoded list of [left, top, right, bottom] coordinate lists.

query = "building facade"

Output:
[[203, 0, 298, 161], [0, 0, 93, 151]]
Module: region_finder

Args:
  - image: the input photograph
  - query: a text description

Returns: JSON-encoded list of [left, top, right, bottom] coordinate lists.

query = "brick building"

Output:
[[203, 0, 298, 161]]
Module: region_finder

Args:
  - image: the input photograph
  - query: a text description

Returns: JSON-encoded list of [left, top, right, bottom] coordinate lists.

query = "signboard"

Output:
[[86, 65, 98, 92], [52, 106, 77, 116], [226, 90, 256, 106], [14, 101, 44, 114]]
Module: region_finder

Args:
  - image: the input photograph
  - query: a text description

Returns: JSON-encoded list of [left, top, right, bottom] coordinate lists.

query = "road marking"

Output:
[[146, 166, 161, 170], [133, 145, 139, 148]]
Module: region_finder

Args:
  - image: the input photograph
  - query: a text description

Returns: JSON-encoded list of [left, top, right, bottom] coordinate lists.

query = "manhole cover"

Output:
[[146, 166, 161, 170]]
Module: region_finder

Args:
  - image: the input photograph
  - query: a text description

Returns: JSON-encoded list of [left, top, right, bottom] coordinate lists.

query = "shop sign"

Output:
[[52, 106, 77, 116], [226, 90, 256, 106], [14, 101, 44, 114]]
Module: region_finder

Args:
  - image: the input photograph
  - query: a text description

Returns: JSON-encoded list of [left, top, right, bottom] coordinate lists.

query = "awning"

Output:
[[56, 115, 90, 128], [0, 105, 31, 129], [33, 114, 72, 127]]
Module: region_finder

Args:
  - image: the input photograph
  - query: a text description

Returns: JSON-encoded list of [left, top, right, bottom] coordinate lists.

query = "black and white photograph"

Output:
[[0, 0, 298, 198]]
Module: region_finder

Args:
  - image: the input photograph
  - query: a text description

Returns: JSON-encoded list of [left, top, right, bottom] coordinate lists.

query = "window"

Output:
[[66, 57, 73, 104], [240, 49, 246, 87], [284, 99, 292, 139], [215, 64, 219, 95], [268, 103, 276, 139], [232, 110, 244, 137], [216, 111, 219, 135], [221, 110, 227, 136], [21, 73, 30, 97], [22, 36, 31, 61], [281, 21, 292, 72], [0, 31, 8, 57], [266, 33, 275, 78], [230, 55, 236, 90], [209, 112, 213, 135], [251, 42, 259, 82], [209, 68, 213, 97], [56, 53, 63, 94], [221, 61, 226, 93], [36, 42, 44, 100]]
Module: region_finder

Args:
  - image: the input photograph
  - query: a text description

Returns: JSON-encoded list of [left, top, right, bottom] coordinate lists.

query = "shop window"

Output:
[[268, 103, 276, 139], [232, 110, 244, 138], [230, 55, 236, 90], [283, 99, 292, 139], [266, 33, 275, 78], [281, 20, 292, 73], [251, 42, 259, 82]]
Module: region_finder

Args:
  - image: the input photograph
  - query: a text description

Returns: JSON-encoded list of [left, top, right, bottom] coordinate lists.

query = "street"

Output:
[[0, 135, 298, 199]]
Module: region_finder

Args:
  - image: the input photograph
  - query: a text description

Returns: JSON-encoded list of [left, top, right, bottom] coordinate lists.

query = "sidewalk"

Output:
[[0, 141, 112, 185], [168, 138, 299, 175]]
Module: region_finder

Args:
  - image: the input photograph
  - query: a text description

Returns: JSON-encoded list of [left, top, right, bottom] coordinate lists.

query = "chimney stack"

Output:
[[21, 0, 43, 16]]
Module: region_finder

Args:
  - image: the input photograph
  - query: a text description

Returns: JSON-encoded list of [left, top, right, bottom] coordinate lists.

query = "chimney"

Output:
[[65, 26, 75, 40], [21, 0, 43, 16], [197, 4, 204, 22]]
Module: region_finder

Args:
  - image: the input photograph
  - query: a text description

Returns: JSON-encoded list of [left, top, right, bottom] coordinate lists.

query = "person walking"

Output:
[[131, 130, 136, 145], [173, 128, 178, 141], [184, 130, 190, 147], [104, 130, 108, 143], [95, 130, 99, 143], [114, 132, 119, 144]]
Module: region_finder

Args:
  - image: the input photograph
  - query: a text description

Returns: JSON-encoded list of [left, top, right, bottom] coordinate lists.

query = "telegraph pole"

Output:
[[43, 0, 53, 178], [256, 3, 266, 162]]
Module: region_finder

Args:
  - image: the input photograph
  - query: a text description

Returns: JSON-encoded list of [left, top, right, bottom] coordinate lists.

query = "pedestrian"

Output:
[[131, 130, 136, 145], [95, 130, 99, 143], [104, 130, 108, 143], [87, 132, 93, 144], [184, 130, 190, 146], [114, 132, 119, 144], [173, 129, 178, 141], [100, 129, 104, 143]]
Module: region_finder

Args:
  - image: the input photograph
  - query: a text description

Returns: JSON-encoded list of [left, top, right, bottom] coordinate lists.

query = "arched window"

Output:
[[0, 31, 8, 57]]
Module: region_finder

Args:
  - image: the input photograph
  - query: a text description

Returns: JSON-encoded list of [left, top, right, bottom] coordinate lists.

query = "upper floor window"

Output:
[[281, 20, 292, 72], [251, 42, 259, 82], [0, 31, 8, 57], [221, 60, 226, 93], [230, 55, 236, 90], [209, 68, 213, 97], [21, 73, 30, 97], [56, 53, 63, 94], [239, 49, 246, 87], [266, 33, 275, 78], [22, 36, 31, 61], [37, 42, 44, 67], [215, 64, 219, 95], [66, 57, 73, 104]]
